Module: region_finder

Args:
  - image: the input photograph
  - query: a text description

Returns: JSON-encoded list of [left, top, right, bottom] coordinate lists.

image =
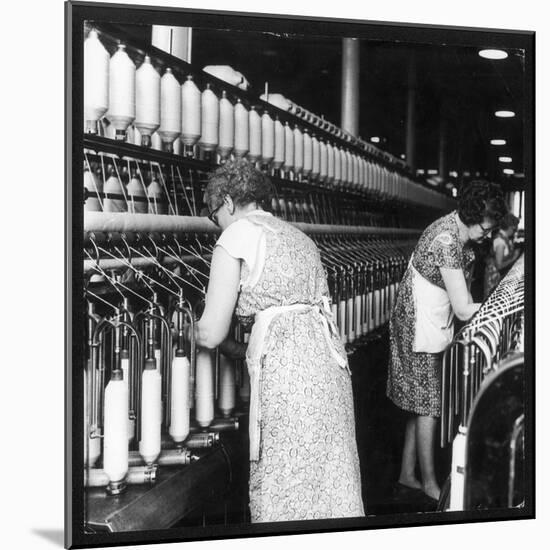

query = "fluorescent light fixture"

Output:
[[479, 49, 508, 60], [427, 169, 438, 175], [490, 139, 507, 145], [416, 169, 425, 175], [370, 136, 380, 143], [449, 171, 458, 178], [503, 168, 515, 175], [498, 156, 513, 163], [495, 110, 515, 118]]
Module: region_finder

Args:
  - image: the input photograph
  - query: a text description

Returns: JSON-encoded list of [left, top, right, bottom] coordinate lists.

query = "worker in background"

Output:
[[484, 212, 521, 298], [386, 180, 508, 507], [193, 159, 365, 523]]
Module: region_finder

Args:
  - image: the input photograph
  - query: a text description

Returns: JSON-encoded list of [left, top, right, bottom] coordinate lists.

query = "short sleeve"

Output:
[[429, 231, 462, 269], [215, 218, 265, 286]]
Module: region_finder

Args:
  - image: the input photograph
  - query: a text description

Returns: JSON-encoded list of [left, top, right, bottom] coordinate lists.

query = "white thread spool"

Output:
[[355, 293, 363, 338], [374, 288, 381, 328], [195, 350, 215, 428], [248, 107, 261, 163], [151, 131, 162, 151], [84, 366, 101, 468], [181, 75, 201, 151], [169, 351, 191, 444], [173, 137, 183, 155], [147, 178, 166, 215], [218, 354, 236, 418], [218, 91, 234, 159], [107, 44, 136, 140], [362, 292, 368, 334], [319, 139, 328, 182], [234, 99, 249, 157], [353, 154, 360, 188], [139, 359, 162, 465], [261, 111, 275, 166], [84, 167, 103, 212], [293, 126, 304, 176], [340, 149, 348, 185], [327, 143, 335, 183], [127, 173, 147, 214], [103, 370, 129, 485], [135, 56, 160, 146], [120, 351, 135, 441], [283, 122, 294, 172], [199, 84, 219, 152], [347, 296, 355, 342], [302, 130, 312, 177], [311, 135, 320, 180], [334, 146, 342, 184], [103, 168, 126, 213], [273, 117, 285, 170], [339, 298, 347, 343], [84, 29, 109, 134], [345, 150, 353, 187], [159, 68, 181, 151]]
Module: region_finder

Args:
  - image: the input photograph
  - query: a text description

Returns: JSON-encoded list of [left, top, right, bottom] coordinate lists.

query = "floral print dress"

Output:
[[217, 212, 364, 523], [386, 212, 475, 417]]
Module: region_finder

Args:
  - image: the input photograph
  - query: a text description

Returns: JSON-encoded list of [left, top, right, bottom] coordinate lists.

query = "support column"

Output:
[[152, 25, 193, 62], [406, 52, 417, 171], [340, 38, 360, 137]]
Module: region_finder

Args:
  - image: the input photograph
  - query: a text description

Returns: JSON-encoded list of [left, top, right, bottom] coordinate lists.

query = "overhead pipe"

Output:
[[84, 211, 422, 237]]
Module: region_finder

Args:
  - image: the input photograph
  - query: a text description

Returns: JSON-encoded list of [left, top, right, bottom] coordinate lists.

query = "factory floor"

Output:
[[349, 330, 452, 516]]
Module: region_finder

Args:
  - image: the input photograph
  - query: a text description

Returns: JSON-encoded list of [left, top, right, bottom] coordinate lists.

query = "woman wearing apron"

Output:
[[386, 180, 508, 504], [193, 159, 364, 523]]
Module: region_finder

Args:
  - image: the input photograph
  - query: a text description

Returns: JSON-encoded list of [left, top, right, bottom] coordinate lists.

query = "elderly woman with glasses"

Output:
[[193, 159, 364, 523], [386, 179, 508, 506]]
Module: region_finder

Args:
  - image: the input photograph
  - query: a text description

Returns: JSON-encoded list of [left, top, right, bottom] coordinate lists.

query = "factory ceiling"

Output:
[[107, 16, 530, 190]]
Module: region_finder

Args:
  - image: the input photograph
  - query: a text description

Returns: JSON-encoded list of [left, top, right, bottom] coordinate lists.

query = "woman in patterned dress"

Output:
[[386, 180, 507, 503], [484, 213, 521, 298], [193, 159, 364, 523]]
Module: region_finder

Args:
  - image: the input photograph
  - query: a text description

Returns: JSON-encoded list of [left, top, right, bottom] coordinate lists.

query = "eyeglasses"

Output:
[[478, 223, 496, 237], [207, 203, 223, 226]]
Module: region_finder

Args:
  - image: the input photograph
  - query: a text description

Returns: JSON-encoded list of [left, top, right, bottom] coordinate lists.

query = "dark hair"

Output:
[[205, 158, 274, 209], [499, 212, 519, 231], [457, 179, 508, 226]]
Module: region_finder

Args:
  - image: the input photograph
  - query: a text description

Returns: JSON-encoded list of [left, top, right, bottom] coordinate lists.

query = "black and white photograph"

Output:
[[65, 0, 535, 548]]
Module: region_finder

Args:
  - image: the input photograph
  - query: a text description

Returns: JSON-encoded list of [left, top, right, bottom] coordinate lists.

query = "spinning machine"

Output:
[[81, 23, 457, 531], [440, 255, 525, 511]]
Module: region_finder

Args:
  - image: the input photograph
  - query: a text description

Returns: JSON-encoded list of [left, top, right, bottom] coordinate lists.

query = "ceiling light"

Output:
[[495, 110, 515, 118], [400, 154, 406, 159], [451, 188, 458, 197], [490, 139, 507, 145], [449, 171, 458, 178], [370, 136, 380, 143], [498, 156, 513, 163], [503, 168, 515, 175], [479, 49, 508, 60], [416, 169, 425, 175], [427, 169, 438, 175]]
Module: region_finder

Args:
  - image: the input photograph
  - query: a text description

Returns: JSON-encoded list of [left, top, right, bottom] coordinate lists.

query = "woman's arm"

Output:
[[194, 245, 241, 349], [494, 240, 520, 271], [440, 267, 481, 321]]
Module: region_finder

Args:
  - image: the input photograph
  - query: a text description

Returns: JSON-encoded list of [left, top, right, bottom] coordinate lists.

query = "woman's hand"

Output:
[[219, 336, 248, 360]]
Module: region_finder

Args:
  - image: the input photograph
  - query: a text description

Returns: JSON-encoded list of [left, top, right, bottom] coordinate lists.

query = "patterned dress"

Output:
[[386, 212, 475, 417], [217, 212, 364, 523]]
